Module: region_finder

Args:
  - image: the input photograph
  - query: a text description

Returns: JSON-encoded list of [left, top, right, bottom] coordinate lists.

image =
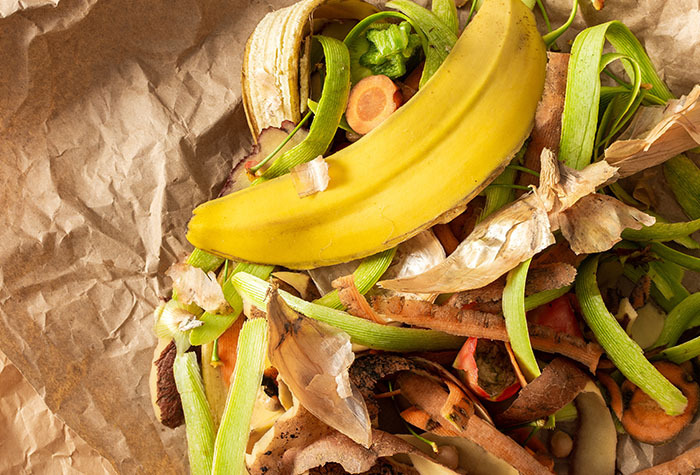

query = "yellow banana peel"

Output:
[[189, 0, 547, 269]]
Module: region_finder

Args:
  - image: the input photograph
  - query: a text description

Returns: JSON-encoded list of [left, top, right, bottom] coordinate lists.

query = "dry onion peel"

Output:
[[290, 155, 330, 197], [266, 286, 372, 447]]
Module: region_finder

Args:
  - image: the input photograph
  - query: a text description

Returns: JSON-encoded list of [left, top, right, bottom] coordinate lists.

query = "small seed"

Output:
[[550, 430, 573, 458]]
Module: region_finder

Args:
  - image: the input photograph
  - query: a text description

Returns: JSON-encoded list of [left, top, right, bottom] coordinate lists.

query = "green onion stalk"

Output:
[[652, 293, 700, 349], [576, 255, 687, 415], [503, 258, 541, 381]]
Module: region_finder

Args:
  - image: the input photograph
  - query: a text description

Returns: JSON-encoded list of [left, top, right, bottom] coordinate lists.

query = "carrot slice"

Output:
[[217, 317, 245, 386], [620, 361, 699, 445], [596, 371, 623, 420], [346, 75, 402, 134]]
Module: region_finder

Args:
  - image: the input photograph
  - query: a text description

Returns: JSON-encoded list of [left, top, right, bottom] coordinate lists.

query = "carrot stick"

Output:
[[345, 75, 402, 134]]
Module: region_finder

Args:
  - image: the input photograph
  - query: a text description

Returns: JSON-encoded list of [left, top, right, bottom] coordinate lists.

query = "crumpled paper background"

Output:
[[0, 0, 698, 472]]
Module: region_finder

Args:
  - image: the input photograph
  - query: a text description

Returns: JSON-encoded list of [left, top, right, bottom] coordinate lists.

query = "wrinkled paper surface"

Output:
[[0, 0, 698, 472]]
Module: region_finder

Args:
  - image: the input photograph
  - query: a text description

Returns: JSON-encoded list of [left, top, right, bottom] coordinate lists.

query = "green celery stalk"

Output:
[[431, 0, 458, 35], [187, 248, 225, 272], [211, 318, 269, 475], [233, 272, 465, 352], [254, 35, 351, 183], [314, 247, 397, 309], [664, 155, 700, 220], [189, 263, 273, 346], [622, 218, 700, 243], [656, 336, 700, 364], [649, 242, 700, 273], [387, 0, 457, 87], [576, 256, 687, 415], [503, 258, 541, 381], [524, 285, 572, 312], [652, 293, 700, 348], [173, 352, 216, 475]]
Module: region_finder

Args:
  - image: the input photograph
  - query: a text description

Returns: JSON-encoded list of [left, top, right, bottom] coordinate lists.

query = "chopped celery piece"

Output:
[[360, 22, 422, 79], [622, 218, 700, 243], [190, 262, 273, 346], [554, 402, 578, 422], [576, 256, 687, 415], [656, 336, 700, 364], [664, 155, 700, 220], [187, 248, 224, 272], [649, 242, 700, 273], [524, 285, 572, 312], [431, 0, 458, 35], [173, 352, 215, 475], [233, 272, 465, 352], [211, 318, 268, 475], [503, 258, 540, 381], [254, 36, 350, 183], [387, 0, 457, 87], [652, 293, 700, 348], [314, 247, 397, 309]]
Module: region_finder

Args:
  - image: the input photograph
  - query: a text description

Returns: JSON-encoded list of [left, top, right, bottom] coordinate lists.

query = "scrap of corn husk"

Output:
[[265, 286, 372, 447], [167, 263, 229, 314], [380, 149, 652, 293], [291, 155, 330, 198], [605, 84, 700, 178]]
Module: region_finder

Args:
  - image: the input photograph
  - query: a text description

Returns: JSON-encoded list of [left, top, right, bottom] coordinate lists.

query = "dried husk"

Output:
[[605, 84, 700, 178], [166, 263, 229, 314], [559, 194, 655, 254], [265, 287, 371, 447], [291, 155, 330, 198]]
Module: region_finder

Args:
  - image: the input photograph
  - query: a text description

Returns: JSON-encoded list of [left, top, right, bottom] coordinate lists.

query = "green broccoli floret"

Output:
[[359, 22, 422, 79]]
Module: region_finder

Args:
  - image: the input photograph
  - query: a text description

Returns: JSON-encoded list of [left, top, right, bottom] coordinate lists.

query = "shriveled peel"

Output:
[[605, 84, 700, 178], [494, 358, 588, 427], [266, 287, 371, 447], [379, 149, 652, 293], [371, 296, 603, 372]]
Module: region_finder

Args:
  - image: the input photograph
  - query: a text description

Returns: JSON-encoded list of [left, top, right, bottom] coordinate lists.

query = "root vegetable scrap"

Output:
[[345, 75, 402, 135]]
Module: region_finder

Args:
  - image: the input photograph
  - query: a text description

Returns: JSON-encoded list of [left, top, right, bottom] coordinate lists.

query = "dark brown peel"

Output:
[[150, 339, 184, 428], [495, 358, 589, 427]]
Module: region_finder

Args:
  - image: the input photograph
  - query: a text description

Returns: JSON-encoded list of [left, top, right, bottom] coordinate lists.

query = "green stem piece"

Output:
[[249, 111, 313, 173], [649, 242, 700, 273], [524, 285, 572, 312], [664, 155, 700, 220], [211, 318, 269, 475], [576, 256, 687, 415], [542, 0, 577, 48], [656, 336, 700, 364], [233, 272, 465, 352], [431, 0, 459, 35], [622, 218, 700, 243], [173, 352, 216, 475], [187, 248, 224, 272], [503, 258, 540, 382], [314, 247, 397, 309], [652, 293, 700, 349]]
